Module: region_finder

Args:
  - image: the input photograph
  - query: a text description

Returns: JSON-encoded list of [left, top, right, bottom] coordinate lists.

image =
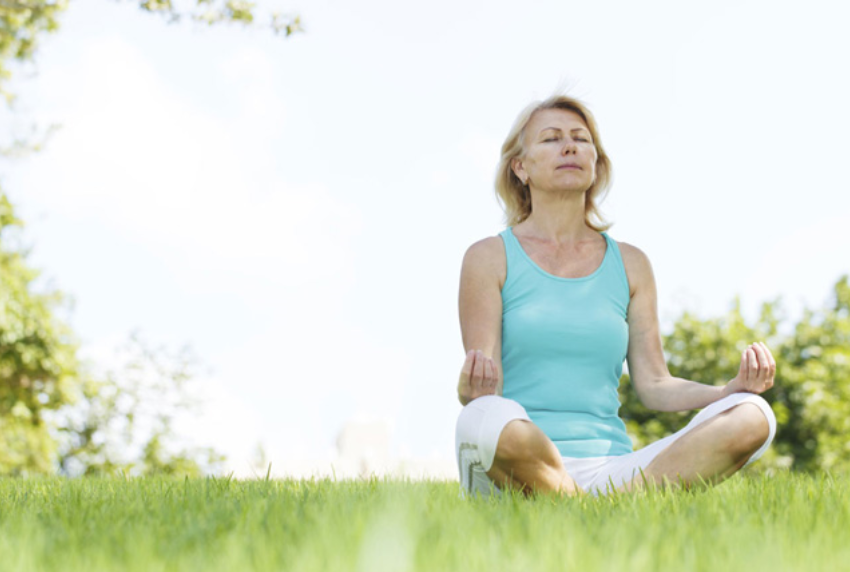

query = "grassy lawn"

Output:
[[0, 471, 847, 571]]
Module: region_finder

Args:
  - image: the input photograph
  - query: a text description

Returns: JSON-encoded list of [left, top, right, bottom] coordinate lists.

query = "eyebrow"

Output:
[[539, 127, 590, 134]]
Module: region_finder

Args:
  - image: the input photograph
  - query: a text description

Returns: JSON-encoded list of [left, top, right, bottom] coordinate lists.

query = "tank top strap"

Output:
[[498, 227, 524, 289], [498, 227, 522, 258], [600, 231, 631, 299]]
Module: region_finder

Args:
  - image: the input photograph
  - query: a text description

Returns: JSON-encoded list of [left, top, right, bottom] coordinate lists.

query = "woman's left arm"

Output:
[[620, 243, 776, 412]]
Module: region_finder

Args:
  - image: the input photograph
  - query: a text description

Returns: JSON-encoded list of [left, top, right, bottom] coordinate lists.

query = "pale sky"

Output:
[[3, 0, 849, 476]]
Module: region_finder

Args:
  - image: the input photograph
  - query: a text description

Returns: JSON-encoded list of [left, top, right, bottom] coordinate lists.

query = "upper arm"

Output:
[[620, 242, 670, 401], [458, 236, 506, 367]]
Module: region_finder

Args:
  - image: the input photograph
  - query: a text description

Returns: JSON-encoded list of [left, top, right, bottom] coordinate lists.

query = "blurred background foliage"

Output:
[[0, 0, 300, 103], [0, 0, 301, 476], [619, 276, 850, 473], [0, 195, 225, 476]]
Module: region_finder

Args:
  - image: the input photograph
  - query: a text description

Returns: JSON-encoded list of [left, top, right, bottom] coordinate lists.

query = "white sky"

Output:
[[2, 0, 849, 475]]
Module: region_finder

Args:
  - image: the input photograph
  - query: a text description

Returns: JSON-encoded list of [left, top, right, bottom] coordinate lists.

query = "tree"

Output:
[[0, 0, 297, 476], [0, 192, 78, 474], [619, 276, 850, 472], [134, 0, 302, 36], [0, 0, 66, 103], [0, 193, 223, 476], [53, 331, 226, 477], [0, 0, 301, 102]]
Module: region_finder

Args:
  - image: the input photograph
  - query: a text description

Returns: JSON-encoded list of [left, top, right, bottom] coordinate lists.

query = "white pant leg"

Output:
[[455, 395, 531, 498], [586, 392, 777, 495]]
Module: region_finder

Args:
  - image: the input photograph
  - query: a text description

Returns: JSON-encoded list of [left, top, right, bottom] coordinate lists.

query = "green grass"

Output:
[[0, 471, 848, 571]]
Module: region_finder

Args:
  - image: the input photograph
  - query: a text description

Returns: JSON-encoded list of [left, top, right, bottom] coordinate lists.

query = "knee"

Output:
[[494, 419, 534, 462], [726, 399, 773, 457], [494, 419, 561, 471]]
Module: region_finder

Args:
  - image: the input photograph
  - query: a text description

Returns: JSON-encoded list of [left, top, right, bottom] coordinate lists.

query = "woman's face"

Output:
[[512, 108, 598, 194]]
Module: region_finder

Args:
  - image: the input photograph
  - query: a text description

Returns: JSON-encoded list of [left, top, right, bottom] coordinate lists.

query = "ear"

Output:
[[511, 157, 526, 184]]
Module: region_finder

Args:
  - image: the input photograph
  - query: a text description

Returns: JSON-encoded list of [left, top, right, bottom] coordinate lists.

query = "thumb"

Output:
[[740, 350, 750, 382], [459, 351, 474, 380]]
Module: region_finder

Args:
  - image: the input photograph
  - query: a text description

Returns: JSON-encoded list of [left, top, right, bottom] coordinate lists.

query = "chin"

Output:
[[551, 182, 593, 194]]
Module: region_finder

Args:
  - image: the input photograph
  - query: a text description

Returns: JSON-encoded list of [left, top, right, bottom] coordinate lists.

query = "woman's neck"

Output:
[[517, 189, 595, 245]]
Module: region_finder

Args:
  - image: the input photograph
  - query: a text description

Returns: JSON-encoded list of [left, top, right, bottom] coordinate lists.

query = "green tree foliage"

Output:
[[54, 331, 226, 477], [0, 0, 301, 101], [0, 0, 67, 103], [0, 192, 78, 474], [135, 0, 302, 36], [1, 0, 292, 476], [619, 277, 850, 472], [0, 192, 223, 476]]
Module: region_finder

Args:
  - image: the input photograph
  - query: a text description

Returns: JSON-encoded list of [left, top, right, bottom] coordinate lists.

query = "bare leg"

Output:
[[621, 402, 771, 493], [486, 419, 583, 497]]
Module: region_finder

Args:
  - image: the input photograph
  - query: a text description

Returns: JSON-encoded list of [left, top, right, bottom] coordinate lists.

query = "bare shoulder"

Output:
[[615, 240, 655, 299], [462, 235, 507, 289]]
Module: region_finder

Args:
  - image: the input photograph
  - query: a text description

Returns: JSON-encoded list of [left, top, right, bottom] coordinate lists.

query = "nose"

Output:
[[561, 139, 578, 155]]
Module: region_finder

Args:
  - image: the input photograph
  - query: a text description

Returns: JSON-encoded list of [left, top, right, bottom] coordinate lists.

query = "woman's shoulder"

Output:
[[611, 239, 653, 299], [461, 234, 508, 287], [613, 239, 651, 265], [465, 233, 505, 257]]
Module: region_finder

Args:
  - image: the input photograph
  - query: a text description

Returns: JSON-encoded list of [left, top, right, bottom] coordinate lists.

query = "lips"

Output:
[[557, 163, 582, 170]]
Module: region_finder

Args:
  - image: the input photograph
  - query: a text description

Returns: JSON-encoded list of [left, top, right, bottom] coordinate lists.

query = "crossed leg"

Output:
[[486, 401, 771, 497], [486, 419, 583, 496], [619, 402, 771, 492]]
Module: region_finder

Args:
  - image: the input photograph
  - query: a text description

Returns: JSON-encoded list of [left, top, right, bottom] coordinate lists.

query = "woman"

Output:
[[454, 95, 777, 497]]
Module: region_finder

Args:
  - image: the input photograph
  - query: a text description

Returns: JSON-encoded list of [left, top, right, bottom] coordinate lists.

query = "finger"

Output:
[[471, 350, 485, 386], [751, 343, 768, 382], [747, 348, 758, 384], [758, 342, 776, 388], [460, 350, 475, 381], [749, 345, 760, 366], [750, 345, 767, 390], [759, 342, 777, 374], [484, 358, 495, 390], [462, 350, 475, 371]]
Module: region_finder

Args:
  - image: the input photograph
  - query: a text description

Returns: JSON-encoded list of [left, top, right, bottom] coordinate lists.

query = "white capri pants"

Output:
[[455, 393, 777, 497]]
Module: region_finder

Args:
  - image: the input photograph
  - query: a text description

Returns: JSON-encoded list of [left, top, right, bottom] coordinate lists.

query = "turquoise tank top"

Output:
[[500, 227, 633, 458]]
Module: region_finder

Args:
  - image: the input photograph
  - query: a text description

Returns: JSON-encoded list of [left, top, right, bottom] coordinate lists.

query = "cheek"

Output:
[[524, 155, 544, 173]]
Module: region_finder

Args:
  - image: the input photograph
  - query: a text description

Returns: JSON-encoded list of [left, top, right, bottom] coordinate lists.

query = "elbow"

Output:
[[634, 379, 663, 411], [635, 392, 656, 411]]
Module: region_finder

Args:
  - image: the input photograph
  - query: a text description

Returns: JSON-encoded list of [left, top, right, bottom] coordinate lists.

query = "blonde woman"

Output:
[[454, 95, 777, 497]]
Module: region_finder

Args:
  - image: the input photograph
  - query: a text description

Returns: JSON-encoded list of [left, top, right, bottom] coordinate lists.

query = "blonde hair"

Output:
[[495, 95, 613, 230]]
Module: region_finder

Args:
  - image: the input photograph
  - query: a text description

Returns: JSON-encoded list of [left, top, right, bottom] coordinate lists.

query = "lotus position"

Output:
[[454, 95, 776, 497]]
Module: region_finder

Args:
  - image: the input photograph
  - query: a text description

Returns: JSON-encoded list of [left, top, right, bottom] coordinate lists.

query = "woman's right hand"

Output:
[[457, 349, 500, 405]]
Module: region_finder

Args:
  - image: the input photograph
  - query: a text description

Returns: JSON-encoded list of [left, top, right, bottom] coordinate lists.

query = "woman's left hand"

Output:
[[724, 342, 776, 396]]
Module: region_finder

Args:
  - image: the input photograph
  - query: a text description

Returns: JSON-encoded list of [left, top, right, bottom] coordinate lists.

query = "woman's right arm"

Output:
[[457, 236, 506, 406]]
